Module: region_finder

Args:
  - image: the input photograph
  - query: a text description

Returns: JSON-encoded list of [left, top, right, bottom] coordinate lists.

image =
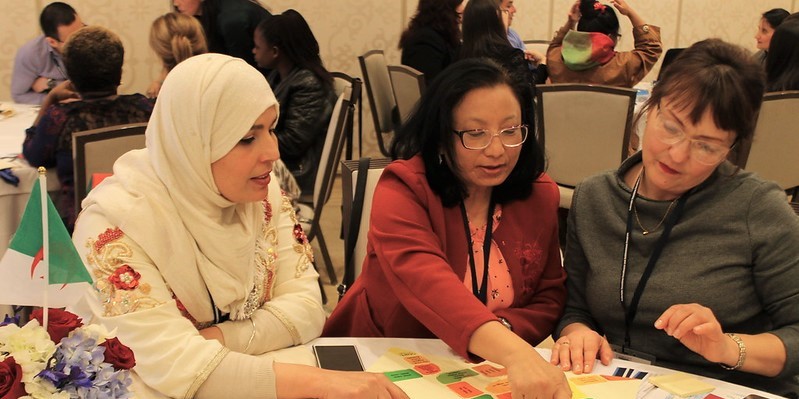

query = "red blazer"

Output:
[[322, 156, 566, 360]]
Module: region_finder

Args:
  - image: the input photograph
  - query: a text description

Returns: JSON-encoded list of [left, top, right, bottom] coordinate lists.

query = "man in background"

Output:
[[11, 2, 83, 104]]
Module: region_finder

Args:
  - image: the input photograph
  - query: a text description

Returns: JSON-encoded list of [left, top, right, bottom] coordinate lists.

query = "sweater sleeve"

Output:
[[216, 184, 325, 354], [555, 182, 603, 338], [617, 24, 663, 87], [368, 163, 499, 359], [746, 181, 799, 379]]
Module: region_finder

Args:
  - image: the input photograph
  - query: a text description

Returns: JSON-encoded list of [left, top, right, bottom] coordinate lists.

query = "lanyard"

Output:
[[620, 170, 689, 349], [459, 200, 495, 304]]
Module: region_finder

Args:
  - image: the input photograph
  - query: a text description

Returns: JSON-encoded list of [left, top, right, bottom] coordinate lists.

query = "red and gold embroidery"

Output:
[[281, 195, 313, 278], [109, 265, 141, 290]]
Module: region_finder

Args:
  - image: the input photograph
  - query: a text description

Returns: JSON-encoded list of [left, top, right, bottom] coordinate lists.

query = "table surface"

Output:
[[0, 102, 38, 157], [299, 337, 783, 399]]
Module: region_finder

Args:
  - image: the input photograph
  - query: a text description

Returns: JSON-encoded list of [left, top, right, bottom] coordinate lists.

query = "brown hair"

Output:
[[150, 12, 208, 72]]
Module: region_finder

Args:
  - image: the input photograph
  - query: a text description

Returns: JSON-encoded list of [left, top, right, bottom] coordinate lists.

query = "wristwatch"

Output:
[[47, 78, 57, 90], [498, 317, 513, 331]]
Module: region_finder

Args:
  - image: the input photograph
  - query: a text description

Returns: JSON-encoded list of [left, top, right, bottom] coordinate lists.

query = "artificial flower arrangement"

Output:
[[0, 308, 135, 399]]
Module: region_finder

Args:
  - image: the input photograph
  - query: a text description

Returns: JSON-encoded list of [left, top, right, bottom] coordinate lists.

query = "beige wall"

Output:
[[2, 0, 797, 156]]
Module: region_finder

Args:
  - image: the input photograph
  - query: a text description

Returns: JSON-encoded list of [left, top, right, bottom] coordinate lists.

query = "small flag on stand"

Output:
[[0, 168, 92, 308]]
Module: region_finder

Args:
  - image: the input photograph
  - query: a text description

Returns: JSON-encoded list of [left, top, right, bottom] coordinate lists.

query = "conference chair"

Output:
[[387, 64, 425, 126], [536, 84, 637, 208], [358, 50, 397, 156], [296, 82, 356, 291], [72, 122, 147, 215], [339, 157, 391, 298], [331, 71, 363, 160], [733, 91, 799, 201]]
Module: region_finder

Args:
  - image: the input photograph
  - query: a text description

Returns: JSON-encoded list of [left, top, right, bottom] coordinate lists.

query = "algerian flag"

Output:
[[0, 180, 92, 307]]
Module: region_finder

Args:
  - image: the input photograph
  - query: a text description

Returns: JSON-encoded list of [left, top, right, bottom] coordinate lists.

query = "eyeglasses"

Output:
[[651, 107, 733, 165], [453, 125, 528, 150]]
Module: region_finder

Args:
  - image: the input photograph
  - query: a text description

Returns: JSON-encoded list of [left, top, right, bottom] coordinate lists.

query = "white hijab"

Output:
[[83, 54, 278, 322]]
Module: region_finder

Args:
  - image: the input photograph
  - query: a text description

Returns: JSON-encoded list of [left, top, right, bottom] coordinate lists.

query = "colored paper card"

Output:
[[403, 355, 431, 365], [437, 369, 480, 384], [413, 363, 441, 375], [634, 371, 649, 379], [497, 393, 513, 399], [383, 369, 422, 382], [613, 367, 627, 376], [649, 373, 715, 397], [472, 364, 507, 377], [446, 381, 483, 398], [484, 379, 511, 394], [473, 395, 493, 399], [569, 374, 608, 385], [704, 394, 725, 399], [388, 347, 418, 357]]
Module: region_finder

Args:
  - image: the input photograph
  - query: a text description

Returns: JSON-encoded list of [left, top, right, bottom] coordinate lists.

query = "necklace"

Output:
[[632, 168, 677, 235]]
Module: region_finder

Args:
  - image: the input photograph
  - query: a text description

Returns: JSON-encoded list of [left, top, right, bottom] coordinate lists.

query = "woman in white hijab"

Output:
[[72, 53, 407, 399]]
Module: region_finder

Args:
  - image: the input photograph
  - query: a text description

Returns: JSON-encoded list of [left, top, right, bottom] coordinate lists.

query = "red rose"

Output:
[[30, 308, 83, 343], [0, 356, 27, 399], [100, 337, 136, 370]]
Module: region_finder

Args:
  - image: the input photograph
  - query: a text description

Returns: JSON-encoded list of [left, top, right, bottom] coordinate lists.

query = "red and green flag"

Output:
[[0, 181, 92, 307]]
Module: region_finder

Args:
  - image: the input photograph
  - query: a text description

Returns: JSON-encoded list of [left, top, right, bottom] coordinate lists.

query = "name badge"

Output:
[[610, 344, 655, 365]]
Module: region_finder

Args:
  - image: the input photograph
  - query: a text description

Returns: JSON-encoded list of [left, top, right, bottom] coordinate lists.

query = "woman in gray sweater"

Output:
[[552, 38, 799, 396]]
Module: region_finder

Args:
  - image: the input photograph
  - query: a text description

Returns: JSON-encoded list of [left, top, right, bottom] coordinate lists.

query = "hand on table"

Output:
[[655, 303, 733, 365], [317, 370, 409, 399], [550, 324, 613, 374], [504, 350, 571, 399]]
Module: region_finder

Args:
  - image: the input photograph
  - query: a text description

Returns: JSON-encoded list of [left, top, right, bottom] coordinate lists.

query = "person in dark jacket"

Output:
[[399, 0, 464, 84], [253, 9, 336, 198]]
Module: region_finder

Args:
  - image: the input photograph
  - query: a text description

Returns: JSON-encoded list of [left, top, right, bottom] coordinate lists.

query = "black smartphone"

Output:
[[742, 395, 769, 399], [313, 345, 365, 371]]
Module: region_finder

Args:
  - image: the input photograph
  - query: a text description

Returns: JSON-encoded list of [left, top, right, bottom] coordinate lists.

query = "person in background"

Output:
[[553, 38, 799, 397], [146, 12, 208, 98], [71, 53, 408, 399], [324, 58, 571, 399], [766, 19, 799, 92], [547, 0, 661, 88], [173, 0, 270, 74], [252, 9, 336, 199], [11, 2, 83, 104], [22, 26, 153, 233], [459, 0, 538, 120], [754, 8, 789, 65], [399, 0, 464, 84], [501, 0, 548, 71]]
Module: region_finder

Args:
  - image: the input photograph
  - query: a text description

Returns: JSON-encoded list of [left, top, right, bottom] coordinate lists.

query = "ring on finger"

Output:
[[559, 341, 570, 346]]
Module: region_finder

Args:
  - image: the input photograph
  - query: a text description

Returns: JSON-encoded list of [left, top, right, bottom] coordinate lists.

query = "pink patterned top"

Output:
[[462, 205, 514, 311]]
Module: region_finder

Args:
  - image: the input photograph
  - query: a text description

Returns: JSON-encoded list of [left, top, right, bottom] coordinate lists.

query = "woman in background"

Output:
[[147, 12, 208, 98], [547, 0, 661, 87], [754, 8, 789, 65], [253, 9, 336, 198], [23, 26, 153, 232], [324, 58, 570, 399], [72, 53, 407, 399], [399, 0, 464, 83], [553, 39, 799, 397], [173, 0, 270, 73], [765, 19, 799, 92]]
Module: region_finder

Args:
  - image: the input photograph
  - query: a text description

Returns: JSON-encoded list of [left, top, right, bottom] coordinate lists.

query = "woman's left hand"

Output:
[[654, 303, 733, 364], [610, 0, 633, 16]]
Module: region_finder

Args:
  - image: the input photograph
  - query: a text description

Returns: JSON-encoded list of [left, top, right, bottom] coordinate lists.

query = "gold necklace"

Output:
[[633, 199, 676, 235], [633, 167, 677, 235]]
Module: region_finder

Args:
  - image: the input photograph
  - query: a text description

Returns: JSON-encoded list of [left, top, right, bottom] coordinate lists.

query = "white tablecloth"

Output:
[[0, 102, 38, 157]]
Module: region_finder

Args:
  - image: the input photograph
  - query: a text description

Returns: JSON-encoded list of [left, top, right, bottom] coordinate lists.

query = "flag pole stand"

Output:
[[38, 167, 49, 331]]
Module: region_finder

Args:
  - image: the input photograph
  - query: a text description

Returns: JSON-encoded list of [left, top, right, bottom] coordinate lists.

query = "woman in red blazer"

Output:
[[323, 58, 570, 399]]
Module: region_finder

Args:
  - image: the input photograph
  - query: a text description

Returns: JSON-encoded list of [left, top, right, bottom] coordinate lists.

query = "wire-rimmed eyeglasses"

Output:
[[452, 125, 529, 150]]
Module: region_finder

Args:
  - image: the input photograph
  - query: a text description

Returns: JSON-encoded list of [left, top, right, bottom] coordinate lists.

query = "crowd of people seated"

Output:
[[4, 1, 799, 398]]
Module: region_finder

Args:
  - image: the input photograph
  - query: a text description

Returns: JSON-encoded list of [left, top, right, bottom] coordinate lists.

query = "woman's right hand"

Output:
[[503, 349, 572, 399], [550, 323, 613, 374], [318, 370, 409, 399], [568, 0, 581, 24], [610, 0, 633, 16]]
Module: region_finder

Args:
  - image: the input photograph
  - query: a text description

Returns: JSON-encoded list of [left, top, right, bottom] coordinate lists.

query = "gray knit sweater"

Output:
[[556, 152, 799, 395]]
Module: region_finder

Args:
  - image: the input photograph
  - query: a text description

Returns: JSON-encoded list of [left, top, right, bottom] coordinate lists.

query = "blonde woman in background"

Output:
[[146, 12, 208, 98]]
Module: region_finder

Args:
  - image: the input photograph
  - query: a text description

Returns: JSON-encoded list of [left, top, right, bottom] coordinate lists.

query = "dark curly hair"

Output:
[[63, 26, 123, 95], [399, 0, 462, 49], [577, 0, 619, 37], [391, 58, 544, 206]]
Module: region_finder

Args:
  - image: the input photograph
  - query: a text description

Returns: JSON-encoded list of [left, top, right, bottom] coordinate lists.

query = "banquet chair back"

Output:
[[734, 91, 799, 201], [358, 49, 396, 156], [536, 84, 636, 208], [387, 64, 425, 126], [341, 157, 391, 292], [523, 39, 550, 56], [297, 83, 355, 287], [331, 71, 363, 160], [72, 122, 147, 214]]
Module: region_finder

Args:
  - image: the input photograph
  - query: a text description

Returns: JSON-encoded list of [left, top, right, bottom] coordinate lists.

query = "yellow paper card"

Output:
[[649, 373, 715, 397]]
